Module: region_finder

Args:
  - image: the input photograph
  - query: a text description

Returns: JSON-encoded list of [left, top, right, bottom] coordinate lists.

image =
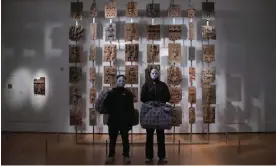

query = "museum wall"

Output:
[[2, 0, 276, 133]]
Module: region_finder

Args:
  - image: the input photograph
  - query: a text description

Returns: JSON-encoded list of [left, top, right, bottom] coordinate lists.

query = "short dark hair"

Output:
[[116, 75, 126, 80]]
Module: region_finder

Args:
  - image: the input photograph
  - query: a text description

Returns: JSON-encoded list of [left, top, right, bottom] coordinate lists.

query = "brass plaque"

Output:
[[168, 43, 181, 63], [70, 108, 82, 126], [202, 85, 216, 104], [90, 88, 97, 104], [189, 107, 196, 124], [90, 23, 97, 40], [105, 23, 116, 41], [104, 66, 117, 85], [34, 77, 45, 95], [89, 67, 96, 83], [146, 3, 160, 17], [125, 44, 139, 62], [168, 4, 181, 17], [90, 1, 97, 17], [104, 44, 117, 62], [89, 45, 96, 61], [201, 68, 216, 84], [168, 25, 181, 41], [69, 85, 81, 105], [126, 2, 138, 17], [188, 46, 196, 61], [188, 22, 195, 40], [69, 45, 83, 63], [89, 108, 97, 126], [169, 87, 182, 104], [203, 105, 215, 123], [69, 25, 84, 41], [71, 2, 83, 20], [125, 65, 138, 84], [124, 23, 139, 41], [167, 66, 182, 86], [189, 67, 196, 82], [188, 86, 196, 104], [202, 25, 216, 40], [171, 106, 182, 126], [126, 87, 138, 103], [203, 44, 215, 63], [69, 66, 82, 83], [202, 2, 215, 20], [105, 1, 117, 18], [188, 8, 196, 19], [147, 44, 160, 63], [147, 25, 161, 40]]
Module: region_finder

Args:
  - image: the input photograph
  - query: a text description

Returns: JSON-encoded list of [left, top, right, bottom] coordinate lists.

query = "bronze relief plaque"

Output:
[[188, 22, 195, 40], [105, 23, 116, 41], [189, 67, 196, 82], [69, 85, 81, 105], [147, 25, 161, 40], [168, 25, 181, 41], [125, 65, 139, 84], [89, 45, 96, 61], [125, 44, 139, 62], [34, 77, 45, 95], [89, 67, 96, 83], [188, 8, 196, 19], [105, 1, 117, 18], [90, 23, 97, 40], [90, 88, 97, 104], [104, 66, 117, 85], [203, 44, 215, 63], [189, 107, 196, 124], [168, 4, 181, 17], [104, 44, 117, 62], [147, 44, 160, 63], [71, 2, 83, 20], [89, 108, 97, 126], [69, 45, 83, 63], [202, 25, 216, 40], [202, 85, 216, 104], [90, 1, 97, 17], [126, 2, 138, 17], [203, 105, 215, 123], [146, 3, 160, 17], [69, 25, 84, 41], [171, 106, 182, 126], [201, 67, 216, 84], [167, 65, 182, 86], [168, 43, 181, 63], [169, 87, 182, 104], [124, 23, 139, 41], [69, 66, 82, 83], [188, 86, 196, 104]]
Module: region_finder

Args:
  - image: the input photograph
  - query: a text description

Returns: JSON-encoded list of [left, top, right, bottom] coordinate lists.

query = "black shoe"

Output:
[[145, 158, 153, 164], [158, 158, 168, 165]]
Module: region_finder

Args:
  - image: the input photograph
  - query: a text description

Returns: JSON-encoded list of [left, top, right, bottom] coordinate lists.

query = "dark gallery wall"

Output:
[[1, 0, 276, 133]]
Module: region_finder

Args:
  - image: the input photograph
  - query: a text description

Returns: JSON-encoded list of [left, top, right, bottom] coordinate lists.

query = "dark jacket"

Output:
[[104, 87, 135, 126], [140, 79, 171, 103]]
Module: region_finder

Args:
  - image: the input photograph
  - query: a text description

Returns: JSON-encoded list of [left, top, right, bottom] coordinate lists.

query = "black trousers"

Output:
[[145, 129, 166, 159], [108, 125, 130, 157]]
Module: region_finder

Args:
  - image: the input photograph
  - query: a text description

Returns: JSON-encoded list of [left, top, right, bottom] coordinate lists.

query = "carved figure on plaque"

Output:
[[89, 108, 97, 126], [125, 65, 138, 84], [202, 2, 215, 20], [90, 88, 97, 104], [69, 45, 83, 63], [169, 87, 182, 104], [125, 44, 139, 62], [188, 22, 195, 40], [70, 108, 82, 126], [124, 23, 139, 41], [126, 87, 138, 103], [168, 25, 181, 41], [168, 4, 181, 17], [202, 25, 216, 40], [189, 107, 196, 124], [202, 85, 216, 104], [147, 25, 161, 40], [146, 3, 160, 17], [167, 66, 182, 86], [168, 43, 181, 63], [189, 67, 196, 82], [104, 66, 117, 85], [203, 45, 215, 63], [203, 106, 215, 123], [147, 44, 160, 63], [105, 1, 117, 18], [69, 66, 82, 83], [104, 44, 117, 62], [89, 45, 96, 61], [188, 8, 196, 19], [126, 2, 138, 17], [69, 85, 81, 105], [69, 25, 84, 41], [201, 68, 216, 84], [71, 2, 83, 20], [171, 106, 182, 126], [89, 67, 96, 83], [34, 77, 45, 95], [90, 1, 97, 17], [90, 23, 97, 40], [188, 86, 196, 104], [105, 23, 116, 41]]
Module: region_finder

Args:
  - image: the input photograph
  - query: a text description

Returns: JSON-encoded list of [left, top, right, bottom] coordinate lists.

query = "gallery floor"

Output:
[[2, 133, 276, 165]]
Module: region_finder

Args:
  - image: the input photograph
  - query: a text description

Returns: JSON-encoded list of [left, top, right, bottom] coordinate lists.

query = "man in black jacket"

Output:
[[104, 75, 135, 165], [140, 67, 171, 164]]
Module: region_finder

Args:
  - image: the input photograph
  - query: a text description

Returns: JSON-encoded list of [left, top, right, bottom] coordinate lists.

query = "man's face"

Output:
[[116, 76, 125, 87], [150, 68, 159, 80]]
